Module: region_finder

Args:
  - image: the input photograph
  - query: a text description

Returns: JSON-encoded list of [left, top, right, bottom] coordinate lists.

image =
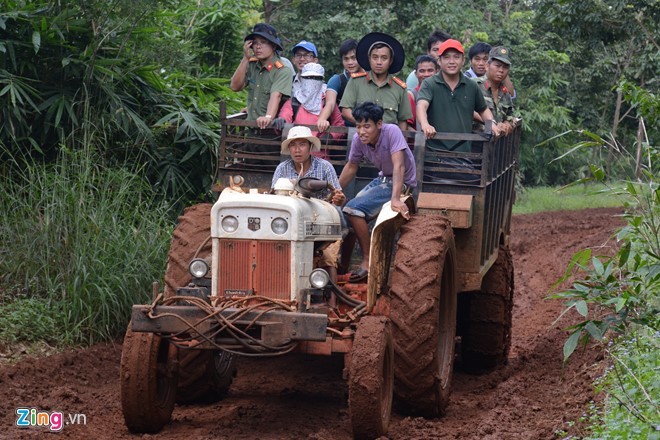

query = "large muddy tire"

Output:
[[164, 203, 237, 404], [176, 349, 237, 404], [390, 215, 457, 418], [348, 316, 394, 440], [457, 245, 514, 373], [120, 324, 178, 433], [164, 203, 213, 298]]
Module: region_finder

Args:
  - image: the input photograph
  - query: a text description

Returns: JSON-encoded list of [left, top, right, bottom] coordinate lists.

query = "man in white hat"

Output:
[[272, 126, 346, 281]]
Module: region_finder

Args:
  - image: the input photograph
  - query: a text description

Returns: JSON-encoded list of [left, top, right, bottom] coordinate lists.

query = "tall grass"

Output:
[[0, 146, 172, 344], [513, 183, 623, 215]]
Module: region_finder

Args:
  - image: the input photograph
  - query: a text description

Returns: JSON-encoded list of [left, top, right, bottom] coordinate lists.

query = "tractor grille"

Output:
[[217, 239, 290, 300]]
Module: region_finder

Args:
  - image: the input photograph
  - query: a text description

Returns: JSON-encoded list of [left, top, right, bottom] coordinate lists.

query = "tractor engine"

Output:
[[209, 179, 342, 306]]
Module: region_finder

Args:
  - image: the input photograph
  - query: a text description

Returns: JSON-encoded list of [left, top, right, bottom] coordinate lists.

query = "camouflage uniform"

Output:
[[475, 77, 514, 124]]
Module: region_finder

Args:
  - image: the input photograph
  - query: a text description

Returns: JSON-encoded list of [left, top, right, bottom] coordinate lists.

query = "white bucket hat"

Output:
[[280, 126, 321, 154], [300, 62, 325, 78]]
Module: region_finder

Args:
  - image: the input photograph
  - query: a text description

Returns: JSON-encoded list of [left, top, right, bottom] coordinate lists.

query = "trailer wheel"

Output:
[[390, 215, 457, 418], [458, 245, 514, 373], [163, 203, 237, 403], [120, 324, 178, 433], [348, 316, 394, 439]]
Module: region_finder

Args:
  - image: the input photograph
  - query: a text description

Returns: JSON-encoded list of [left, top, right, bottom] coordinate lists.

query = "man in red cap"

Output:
[[417, 38, 500, 153]]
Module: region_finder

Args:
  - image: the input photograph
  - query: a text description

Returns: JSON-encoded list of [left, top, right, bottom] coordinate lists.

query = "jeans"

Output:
[[343, 177, 396, 221]]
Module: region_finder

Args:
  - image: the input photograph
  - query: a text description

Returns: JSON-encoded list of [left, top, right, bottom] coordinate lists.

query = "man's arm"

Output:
[[338, 162, 359, 189], [389, 150, 410, 219], [416, 99, 436, 139], [230, 41, 252, 92], [341, 107, 356, 125], [256, 92, 283, 129], [317, 89, 337, 133], [477, 107, 501, 137]]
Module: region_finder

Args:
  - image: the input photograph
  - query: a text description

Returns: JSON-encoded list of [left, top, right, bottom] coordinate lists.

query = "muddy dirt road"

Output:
[[0, 208, 623, 439]]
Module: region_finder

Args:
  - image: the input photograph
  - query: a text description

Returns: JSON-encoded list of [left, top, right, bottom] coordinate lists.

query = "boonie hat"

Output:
[[356, 32, 405, 74], [437, 39, 464, 56], [489, 46, 511, 65], [245, 23, 283, 51], [291, 40, 318, 57], [281, 126, 321, 154], [300, 63, 325, 78]]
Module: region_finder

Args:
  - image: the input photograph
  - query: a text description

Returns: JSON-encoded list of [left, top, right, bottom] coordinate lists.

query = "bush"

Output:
[[0, 147, 172, 344]]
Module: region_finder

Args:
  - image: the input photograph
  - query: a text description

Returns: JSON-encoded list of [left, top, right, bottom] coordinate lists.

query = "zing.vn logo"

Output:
[[16, 408, 87, 432]]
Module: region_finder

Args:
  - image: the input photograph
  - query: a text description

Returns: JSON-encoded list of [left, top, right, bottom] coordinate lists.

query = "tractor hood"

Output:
[[211, 187, 342, 242]]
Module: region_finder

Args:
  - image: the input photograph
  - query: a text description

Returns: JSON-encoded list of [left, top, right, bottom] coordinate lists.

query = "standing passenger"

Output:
[[230, 23, 292, 130], [339, 32, 412, 131], [317, 39, 363, 130]]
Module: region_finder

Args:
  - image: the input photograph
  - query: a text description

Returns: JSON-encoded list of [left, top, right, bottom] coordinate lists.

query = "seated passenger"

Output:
[[337, 102, 417, 283], [272, 126, 346, 281]]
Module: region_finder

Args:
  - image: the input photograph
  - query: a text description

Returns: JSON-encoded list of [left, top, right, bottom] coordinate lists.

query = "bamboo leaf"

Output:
[[32, 31, 41, 54]]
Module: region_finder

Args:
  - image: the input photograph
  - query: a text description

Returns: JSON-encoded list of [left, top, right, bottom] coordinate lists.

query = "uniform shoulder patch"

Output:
[[274, 60, 284, 69], [248, 57, 259, 62], [351, 72, 367, 79], [392, 76, 406, 89]]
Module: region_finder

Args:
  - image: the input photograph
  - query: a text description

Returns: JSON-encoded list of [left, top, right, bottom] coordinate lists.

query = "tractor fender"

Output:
[[366, 196, 415, 310]]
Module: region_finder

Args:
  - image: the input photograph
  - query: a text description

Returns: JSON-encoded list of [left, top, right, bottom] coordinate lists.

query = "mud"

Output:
[[0, 208, 623, 439]]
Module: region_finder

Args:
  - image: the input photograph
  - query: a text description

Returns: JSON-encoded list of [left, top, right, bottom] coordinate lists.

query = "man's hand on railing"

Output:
[[421, 123, 437, 139], [316, 118, 330, 133], [256, 115, 273, 129]]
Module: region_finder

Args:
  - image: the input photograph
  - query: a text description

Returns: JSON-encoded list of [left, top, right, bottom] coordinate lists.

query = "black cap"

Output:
[[245, 23, 283, 51], [356, 32, 405, 74]]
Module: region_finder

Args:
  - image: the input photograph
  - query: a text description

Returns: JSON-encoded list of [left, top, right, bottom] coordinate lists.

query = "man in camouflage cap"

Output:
[[475, 46, 515, 135]]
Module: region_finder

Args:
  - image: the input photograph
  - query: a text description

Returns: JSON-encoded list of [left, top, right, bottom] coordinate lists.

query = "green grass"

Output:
[[0, 147, 173, 345], [513, 183, 624, 215]]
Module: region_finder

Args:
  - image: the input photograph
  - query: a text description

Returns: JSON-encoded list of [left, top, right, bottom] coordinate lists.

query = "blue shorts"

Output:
[[343, 178, 395, 221]]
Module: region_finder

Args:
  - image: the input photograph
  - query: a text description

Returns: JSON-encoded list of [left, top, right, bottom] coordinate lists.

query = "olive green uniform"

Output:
[[339, 72, 412, 124], [475, 77, 514, 123], [246, 55, 293, 121]]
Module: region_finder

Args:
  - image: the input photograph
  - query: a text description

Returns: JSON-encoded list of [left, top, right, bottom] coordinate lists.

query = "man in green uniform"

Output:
[[475, 46, 515, 136], [230, 23, 293, 130], [339, 32, 412, 131]]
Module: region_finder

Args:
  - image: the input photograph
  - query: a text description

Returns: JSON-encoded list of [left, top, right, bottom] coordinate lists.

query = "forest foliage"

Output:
[[1, 0, 658, 195]]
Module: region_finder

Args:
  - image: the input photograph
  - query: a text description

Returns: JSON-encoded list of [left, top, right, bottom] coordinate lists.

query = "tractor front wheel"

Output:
[[120, 324, 178, 433], [348, 316, 394, 439]]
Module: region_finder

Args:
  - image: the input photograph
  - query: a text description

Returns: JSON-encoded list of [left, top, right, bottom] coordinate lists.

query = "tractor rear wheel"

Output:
[[120, 324, 178, 433], [164, 203, 237, 404], [458, 244, 514, 373], [348, 316, 394, 439], [390, 215, 457, 418]]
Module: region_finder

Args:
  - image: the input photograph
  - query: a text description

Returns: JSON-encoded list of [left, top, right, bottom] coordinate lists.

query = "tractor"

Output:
[[120, 104, 520, 439]]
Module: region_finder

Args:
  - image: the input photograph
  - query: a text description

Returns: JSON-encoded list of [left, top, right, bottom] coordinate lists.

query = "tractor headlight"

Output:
[[271, 217, 288, 235], [189, 258, 209, 278], [221, 215, 239, 233], [309, 269, 330, 288]]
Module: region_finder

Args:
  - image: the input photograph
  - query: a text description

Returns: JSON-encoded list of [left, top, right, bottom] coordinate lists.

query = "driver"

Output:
[[272, 126, 346, 281]]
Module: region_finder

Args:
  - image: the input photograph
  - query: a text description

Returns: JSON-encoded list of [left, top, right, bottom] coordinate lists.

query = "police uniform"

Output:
[[339, 72, 412, 124], [475, 77, 514, 123], [246, 55, 293, 120]]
